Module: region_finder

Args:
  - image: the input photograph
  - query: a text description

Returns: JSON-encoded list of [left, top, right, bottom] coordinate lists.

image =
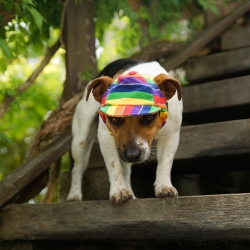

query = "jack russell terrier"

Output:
[[67, 59, 182, 204]]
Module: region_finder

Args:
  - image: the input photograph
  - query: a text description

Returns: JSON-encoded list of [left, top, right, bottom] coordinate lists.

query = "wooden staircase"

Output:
[[1, 19, 250, 250]]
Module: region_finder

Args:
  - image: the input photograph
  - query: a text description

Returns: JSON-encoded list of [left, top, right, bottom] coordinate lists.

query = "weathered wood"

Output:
[[2, 193, 250, 241], [162, 1, 250, 71], [182, 75, 250, 113], [221, 25, 250, 50], [177, 118, 250, 159], [1, 118, 249, 208], [185, 46, 250, 82], [1, 240, 249, 250], [86, 119, 250, 170], [0, 132, 72, 208], [205, 1, 241, 27]]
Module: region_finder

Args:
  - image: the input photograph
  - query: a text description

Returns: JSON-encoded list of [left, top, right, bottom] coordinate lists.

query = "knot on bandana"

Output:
[[98, 71, 168, 128]]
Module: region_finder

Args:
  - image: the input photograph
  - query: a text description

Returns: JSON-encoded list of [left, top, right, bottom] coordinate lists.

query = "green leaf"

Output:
[[27, 6, 44, 31], [0, 58, 7, 73], [4, 2, 14, 11], [0, 132, 13, 144], [0, 38, 11, 59], [5, 88, 16, 97], [20, 0, 35, 8]]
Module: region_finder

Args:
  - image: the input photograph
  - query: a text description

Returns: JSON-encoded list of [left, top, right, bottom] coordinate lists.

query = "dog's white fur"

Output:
[[67, 61, 183, 203]]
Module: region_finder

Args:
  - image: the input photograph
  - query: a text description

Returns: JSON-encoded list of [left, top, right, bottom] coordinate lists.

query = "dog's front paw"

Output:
[[110, 189, 133, 204], [66, 191, 82, 202], [155, 185, 178, 198]]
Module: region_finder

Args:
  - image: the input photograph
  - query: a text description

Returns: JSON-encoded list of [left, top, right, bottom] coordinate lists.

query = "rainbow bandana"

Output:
[[98, 71, 168, 127]]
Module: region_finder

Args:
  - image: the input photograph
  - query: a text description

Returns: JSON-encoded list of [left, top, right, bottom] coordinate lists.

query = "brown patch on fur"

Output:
[[79, 141, 84, 145], [106, 114, 162, 160], [154, 73, 182, 101], [86, 76, 113, 102]]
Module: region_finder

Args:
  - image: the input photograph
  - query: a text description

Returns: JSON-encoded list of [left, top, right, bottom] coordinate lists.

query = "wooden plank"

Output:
[[1, 193, 250, 241], [0, 132, 72, 208], [1, 119, 250, 208], [87, 119, 250, 169], [185, 47, 250, 82], [221, 25, 250, 50], [176, 119, 250, 159], [182, 75, 250, 113], [162, 1, 250, 71]]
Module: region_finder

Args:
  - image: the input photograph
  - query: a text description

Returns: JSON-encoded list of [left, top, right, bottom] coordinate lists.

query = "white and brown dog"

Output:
[[67, 59, 182, 204]]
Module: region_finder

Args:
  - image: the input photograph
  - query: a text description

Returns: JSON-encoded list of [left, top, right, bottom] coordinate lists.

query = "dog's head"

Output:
[[86, 72, 181, 163]]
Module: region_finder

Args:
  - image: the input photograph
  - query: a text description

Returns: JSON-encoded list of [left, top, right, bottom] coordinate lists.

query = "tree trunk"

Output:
[[17, 0, 98, 204], [61, 0, 97, 103]]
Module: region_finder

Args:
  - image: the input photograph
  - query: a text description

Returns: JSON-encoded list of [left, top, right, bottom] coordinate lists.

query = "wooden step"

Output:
[[1, 193, 250, 241], [60, 118, 250, 201], [182, 74, 250, 124], [87, 118, 250, 170], [1, 116, 250, 208], [221, 25, 250, 51], [184, 46, 250, 82], [182, 75, 250, 114]]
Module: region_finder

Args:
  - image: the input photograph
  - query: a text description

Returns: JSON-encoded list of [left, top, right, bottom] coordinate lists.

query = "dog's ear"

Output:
[[153, 73, 182, 101], [86, 76, 113, 102]]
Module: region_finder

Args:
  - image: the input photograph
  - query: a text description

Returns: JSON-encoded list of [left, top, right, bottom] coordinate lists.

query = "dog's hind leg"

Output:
[[154, 132, 179, 198], [121, 161, 136, 199], [67, 90, 99, 202]]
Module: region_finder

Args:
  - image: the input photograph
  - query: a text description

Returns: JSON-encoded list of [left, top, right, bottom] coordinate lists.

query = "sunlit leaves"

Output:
[[0, 49, 65, 176], [0, 58, 7, 72], [0, 38, 11, 58]]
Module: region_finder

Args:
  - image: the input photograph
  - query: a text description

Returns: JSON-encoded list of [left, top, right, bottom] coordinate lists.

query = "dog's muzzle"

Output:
[[123, 146, 142, 163]]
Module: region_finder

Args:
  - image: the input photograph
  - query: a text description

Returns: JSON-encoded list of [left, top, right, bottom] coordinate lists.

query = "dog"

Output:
[[67, 59, 182, 204]]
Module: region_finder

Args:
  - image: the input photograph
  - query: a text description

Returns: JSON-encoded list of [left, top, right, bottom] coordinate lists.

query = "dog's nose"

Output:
[[124, 147, 141, 163]]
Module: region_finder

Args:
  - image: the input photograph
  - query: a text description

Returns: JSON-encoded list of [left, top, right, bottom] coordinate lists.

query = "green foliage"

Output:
[[198, 0, 219, 14], [1, 0, 242, 201], [96, 0, 220, 68], [0, 0, 62, 66], [0, 49, 65, 179]]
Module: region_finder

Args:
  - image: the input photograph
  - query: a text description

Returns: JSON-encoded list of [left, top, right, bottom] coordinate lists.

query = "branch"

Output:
[[0, 39, 61, 119], [162, 1, 250, 71], [131, 40, 183, 61]]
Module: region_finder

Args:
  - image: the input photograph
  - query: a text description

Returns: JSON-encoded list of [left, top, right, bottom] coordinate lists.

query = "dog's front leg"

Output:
[[98, 124, 133, 204], [67, 91, 99, 202], [121, 161, 136, 199], [155, 132, 179, 198]]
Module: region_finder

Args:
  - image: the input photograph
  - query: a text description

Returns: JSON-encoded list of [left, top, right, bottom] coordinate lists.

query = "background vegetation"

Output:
[[0, 0, 239, 184]]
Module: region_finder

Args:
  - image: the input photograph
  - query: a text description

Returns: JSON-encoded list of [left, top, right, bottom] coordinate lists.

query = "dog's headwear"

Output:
[[98, 71, 168, 127]]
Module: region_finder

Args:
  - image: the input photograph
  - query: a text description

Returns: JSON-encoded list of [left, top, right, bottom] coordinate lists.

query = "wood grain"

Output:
[[87, 118, 250, 169], [221, 25, 250, 50], [185, 46, 250, 82], [1, 193, 250, 241], [182, 75, 250, 113], [1, 118, 250, 208]]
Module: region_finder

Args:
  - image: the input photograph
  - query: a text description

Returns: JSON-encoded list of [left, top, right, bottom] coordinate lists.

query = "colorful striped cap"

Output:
[[98, 71, 168, 127]]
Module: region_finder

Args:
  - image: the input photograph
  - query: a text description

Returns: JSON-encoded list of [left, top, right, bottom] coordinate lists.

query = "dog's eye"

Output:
[[142, 114, 156, 125], [108, 116, 122, 127]]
